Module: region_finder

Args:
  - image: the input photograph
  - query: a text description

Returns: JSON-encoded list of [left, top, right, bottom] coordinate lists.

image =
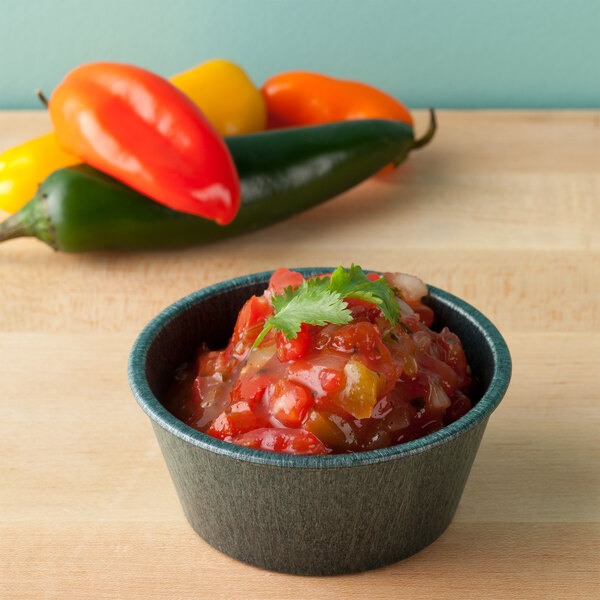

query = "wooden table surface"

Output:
[[1, 110, 598, 599]]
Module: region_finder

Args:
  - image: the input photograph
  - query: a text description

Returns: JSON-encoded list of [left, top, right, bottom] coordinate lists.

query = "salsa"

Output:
[[165, 269, 474, 455]]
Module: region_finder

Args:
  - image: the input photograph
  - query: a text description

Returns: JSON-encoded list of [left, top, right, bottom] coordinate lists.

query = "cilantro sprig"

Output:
[[252, 264, 400, 348]]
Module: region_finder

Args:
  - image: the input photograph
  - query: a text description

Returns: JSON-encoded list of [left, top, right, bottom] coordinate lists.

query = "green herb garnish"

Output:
[[252, 264, 400, 348]]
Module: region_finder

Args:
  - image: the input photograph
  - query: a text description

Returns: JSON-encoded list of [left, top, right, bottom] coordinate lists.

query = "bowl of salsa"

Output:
[[128, 267, 511, 575]]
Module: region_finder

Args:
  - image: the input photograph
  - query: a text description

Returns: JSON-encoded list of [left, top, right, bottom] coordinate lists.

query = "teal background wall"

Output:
[[1, 0, 598, 110]]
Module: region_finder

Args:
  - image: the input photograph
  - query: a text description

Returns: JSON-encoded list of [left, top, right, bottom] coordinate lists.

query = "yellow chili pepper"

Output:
[[171, 59, 267, 136], [0, 59, 266, 214], [0, 133, 80, 214]]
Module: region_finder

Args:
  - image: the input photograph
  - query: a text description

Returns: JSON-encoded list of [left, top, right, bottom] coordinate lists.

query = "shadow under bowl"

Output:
[[128, 268, 511, 575]]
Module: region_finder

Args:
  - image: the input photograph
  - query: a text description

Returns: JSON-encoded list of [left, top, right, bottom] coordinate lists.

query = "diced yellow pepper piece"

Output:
[[338, 358, 380, 419]]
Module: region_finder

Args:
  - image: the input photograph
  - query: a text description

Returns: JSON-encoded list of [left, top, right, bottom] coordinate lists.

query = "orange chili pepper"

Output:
[[261, 71, 413, 129]]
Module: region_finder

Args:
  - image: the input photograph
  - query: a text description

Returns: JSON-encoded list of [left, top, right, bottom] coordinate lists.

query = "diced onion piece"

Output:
[[412, 331, 432, 353], [337, 358, 380, 419], [193, 377, 229, 429], [241, 343, 275, 374], [384, 272, 428, 305], [396, 296, 415, 316], [426, 381, 451, 416]]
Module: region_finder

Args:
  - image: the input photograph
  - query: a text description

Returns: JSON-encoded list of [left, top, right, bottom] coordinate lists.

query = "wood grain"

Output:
[[1, 110, 598, 599]]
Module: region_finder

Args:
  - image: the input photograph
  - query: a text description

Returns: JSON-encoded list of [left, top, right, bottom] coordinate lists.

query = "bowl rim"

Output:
[[128, 268, 511, 468]]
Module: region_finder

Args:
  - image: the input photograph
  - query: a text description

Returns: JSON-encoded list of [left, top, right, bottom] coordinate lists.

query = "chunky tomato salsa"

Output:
[[165, 269, 474, 455]]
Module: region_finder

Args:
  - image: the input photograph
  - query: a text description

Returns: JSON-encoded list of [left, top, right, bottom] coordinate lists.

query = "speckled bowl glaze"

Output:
[[128, 268, 511, 575]]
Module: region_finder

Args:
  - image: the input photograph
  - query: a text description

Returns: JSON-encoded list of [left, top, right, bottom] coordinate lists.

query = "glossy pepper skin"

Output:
[[171, 59, 267, 136], [0, 133, 80, 213], [49, 62, 240, 223], [0, 59, 264, 216], [262, 71, 413, 128], [0, 114, 435, 252]]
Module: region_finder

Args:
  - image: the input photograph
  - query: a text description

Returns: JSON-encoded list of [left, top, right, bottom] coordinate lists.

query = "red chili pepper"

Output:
[[49, 62, 240, 224]]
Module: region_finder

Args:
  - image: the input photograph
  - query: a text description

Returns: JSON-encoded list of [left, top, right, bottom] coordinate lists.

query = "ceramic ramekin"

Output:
[[128, 268, 511, 575]]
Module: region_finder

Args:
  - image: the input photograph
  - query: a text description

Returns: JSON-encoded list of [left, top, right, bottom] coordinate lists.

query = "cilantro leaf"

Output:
[[252, 265, 400, 348], [329, 264, 400, 325], [253, 285, 351, 348], [271, 289, 351, 338], [271, 275, 330, 314]]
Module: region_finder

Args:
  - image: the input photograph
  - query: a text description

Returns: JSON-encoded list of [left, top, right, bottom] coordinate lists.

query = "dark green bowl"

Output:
[[128, 268, 511, 575]]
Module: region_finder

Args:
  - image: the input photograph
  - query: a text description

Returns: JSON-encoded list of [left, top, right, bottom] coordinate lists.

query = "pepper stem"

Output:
[[35, 89, 49, 108], [0, 212, 30, 242], [412, 108, 437, 149]]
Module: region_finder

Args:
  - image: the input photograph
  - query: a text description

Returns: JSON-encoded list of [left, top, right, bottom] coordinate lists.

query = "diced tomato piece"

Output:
[[276, 324, 310, 362], [413, 303, 434, 327], [232, 372, 272, 404], [206, 400, 265, 440], [232, 428, 327, 455], [314, 324, 337, 351], [205, 412, 235, 440], [268, 268, 304, 295], [319, 368, 343, 392], [227, 400, 265, 432], [366, 272, 381, 282], [331, 322, 391, 364], [330, 323, 359, 353], [268, 380, 312, 427], [287, 353, 348, 404], [232, 295, 273, 348]]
